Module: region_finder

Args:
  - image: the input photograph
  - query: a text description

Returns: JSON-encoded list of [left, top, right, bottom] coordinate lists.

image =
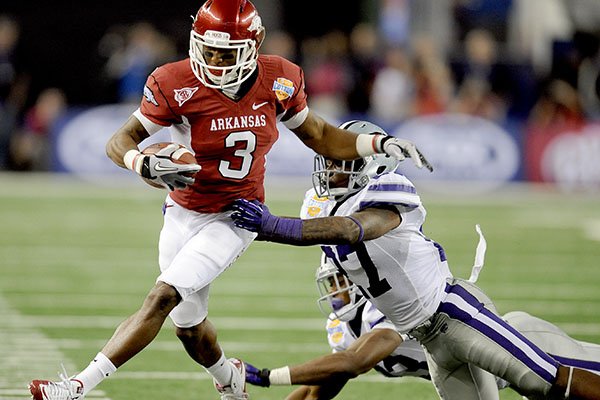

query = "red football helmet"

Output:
[[189, 0, 265, 89]]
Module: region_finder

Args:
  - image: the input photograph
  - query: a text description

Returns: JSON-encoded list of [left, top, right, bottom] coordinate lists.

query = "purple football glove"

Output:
[[231, 199, 267, 232], [231, 199, 303, 242], [244, 361, 271, 387]]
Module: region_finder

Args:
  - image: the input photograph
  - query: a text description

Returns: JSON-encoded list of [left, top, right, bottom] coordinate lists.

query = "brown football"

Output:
[[139, 142, 197, 189]]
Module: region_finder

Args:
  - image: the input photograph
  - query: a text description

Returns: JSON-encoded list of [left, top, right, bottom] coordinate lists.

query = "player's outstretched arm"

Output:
[[230, 199, 400, 245], [290, 329, 403, 384], [246, 329, 402, 400], [291, 111, 432, 171]]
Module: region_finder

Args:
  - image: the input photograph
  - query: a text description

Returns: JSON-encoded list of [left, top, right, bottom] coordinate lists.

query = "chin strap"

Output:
[[565, 366, 574, 399]]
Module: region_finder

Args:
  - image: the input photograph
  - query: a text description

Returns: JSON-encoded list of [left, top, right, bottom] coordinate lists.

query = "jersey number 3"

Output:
[[219, 131, 256, 179]]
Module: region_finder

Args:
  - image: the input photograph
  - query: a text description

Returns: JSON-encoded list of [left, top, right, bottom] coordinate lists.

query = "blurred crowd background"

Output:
[[1, 0, 600, 190]]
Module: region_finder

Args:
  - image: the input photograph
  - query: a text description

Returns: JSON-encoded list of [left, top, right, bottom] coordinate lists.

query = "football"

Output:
[[139, 142, 197, 189], [141, 142, 196, 164]]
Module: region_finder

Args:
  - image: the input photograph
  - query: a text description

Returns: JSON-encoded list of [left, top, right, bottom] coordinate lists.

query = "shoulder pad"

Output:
[[300, 188, 334, 219], [358, 173, 421, 210]]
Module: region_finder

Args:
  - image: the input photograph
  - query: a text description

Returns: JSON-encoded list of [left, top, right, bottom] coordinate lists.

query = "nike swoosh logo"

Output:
[[252, 101, 268, 110], [154, 162, 178, 172]]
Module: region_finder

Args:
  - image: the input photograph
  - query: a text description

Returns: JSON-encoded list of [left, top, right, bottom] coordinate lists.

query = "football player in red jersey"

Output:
[[28, 1, 431, 400]]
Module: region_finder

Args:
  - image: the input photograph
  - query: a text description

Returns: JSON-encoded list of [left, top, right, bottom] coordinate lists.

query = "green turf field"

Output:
[[1, 173, 599, 399]]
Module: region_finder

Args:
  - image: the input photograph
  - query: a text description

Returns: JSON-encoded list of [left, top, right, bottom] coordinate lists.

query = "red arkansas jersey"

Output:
[[138, 55, 308, 212]]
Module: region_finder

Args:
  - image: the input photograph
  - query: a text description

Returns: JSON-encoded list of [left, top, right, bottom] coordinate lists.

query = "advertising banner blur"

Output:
[[50, 104, 316, 184], [526, 123, 600, 191], [51, 104, 600, 193], [392, 114, 521, 193]]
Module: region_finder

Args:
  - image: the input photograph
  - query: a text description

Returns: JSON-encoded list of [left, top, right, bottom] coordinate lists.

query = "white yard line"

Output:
[[513, 212, 600, 243], [5, 313, 598, 337], [5, 293, 313, 308], [6, 315, 324, 331], [50, 339, 327, 353], [489, 284, 600, 300], [584, 220, 600, 242], [0, 296, 110, 400], [6, 275, 600, 305], [99, 371, 430, 385]]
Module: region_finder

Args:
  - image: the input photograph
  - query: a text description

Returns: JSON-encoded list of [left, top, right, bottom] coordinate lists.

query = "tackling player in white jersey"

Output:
[[231, 120, 600, 399], [242, 255, 600, 399]]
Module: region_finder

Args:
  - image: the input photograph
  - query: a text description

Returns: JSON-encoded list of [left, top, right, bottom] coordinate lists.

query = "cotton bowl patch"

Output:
[[272, 77, 294, 101]]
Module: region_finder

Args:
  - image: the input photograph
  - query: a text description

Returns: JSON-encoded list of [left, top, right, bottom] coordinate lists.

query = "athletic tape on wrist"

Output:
[[123, 149, 143, 174], [356, 134, 383, 157], [262, 215, 304, 242], [345, 215, 364, 242], [269, 366, 291, 385]]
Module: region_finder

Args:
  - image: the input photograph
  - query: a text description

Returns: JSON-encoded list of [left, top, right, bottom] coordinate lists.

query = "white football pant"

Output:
[[156, 197, 256, 328]]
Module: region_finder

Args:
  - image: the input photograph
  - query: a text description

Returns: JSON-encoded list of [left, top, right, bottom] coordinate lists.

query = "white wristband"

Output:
[[123, 149, 143, 174], [269, 366, 291, 385], [356, 134, 383, 157]]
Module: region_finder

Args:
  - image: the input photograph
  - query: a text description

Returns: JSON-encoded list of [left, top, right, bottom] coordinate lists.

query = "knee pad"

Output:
[[169, 300, 207, 328]]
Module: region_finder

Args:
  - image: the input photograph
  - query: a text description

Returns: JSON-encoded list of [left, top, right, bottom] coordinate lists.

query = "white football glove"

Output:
[[126, 144, 201, 191], [380, 136, 433, 172]]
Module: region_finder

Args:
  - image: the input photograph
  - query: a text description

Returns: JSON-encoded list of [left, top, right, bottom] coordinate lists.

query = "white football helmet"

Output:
[[312, 120, 401, 201], [189, 0, 265, 89], [316, 254, 366, 321]]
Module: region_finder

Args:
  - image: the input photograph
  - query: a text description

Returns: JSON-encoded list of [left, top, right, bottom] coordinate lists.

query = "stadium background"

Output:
[[1, 1, 600, 399]]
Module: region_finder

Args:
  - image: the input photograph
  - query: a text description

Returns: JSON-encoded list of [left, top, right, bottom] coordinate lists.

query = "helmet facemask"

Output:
[[189, 0, 265, 90], [312, 152, 399, 202], [312, 156, 367, 202], [316, 257, 366, 321], [189, 29, 260, 89], [312, 120, 401, 201]]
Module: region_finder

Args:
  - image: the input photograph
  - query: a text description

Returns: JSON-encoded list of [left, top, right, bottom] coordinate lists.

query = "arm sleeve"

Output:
[[273, 59, 309, 130], [133, 108, 164, 135]]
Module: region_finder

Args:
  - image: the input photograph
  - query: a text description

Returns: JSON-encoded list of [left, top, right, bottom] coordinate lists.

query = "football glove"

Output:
[[231, 199, 267, 232], [127, 144, 201, 191], [231, 199, 303, 242], [380, 136, 433, 172], [244, 362, 271, 387]]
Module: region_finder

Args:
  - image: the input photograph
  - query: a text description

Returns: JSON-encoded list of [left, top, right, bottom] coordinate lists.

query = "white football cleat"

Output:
[[213, 358, 249, 399], [29, 365, 84, 400]]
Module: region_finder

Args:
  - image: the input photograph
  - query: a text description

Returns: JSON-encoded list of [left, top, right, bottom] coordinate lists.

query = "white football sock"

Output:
[[74, 352, 117, 395], [206, 352, 235, 386]]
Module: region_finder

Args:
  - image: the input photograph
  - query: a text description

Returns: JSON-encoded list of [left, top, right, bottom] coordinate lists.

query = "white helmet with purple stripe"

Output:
[[312, 120, 400, 201], [316, 253, 366, 321]]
